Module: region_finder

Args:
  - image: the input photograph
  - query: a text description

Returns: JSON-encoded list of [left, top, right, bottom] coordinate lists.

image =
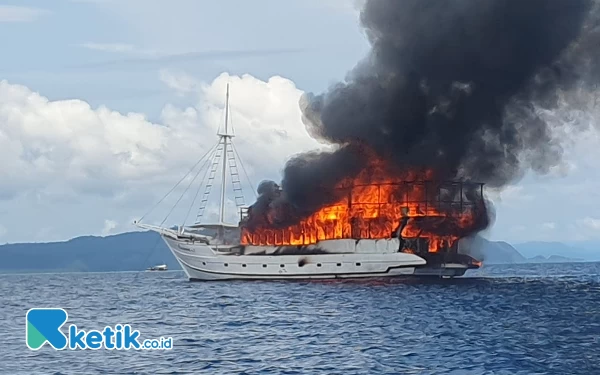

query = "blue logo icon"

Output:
[[26, 308, 69, 350], [26, 308, 172, 350]]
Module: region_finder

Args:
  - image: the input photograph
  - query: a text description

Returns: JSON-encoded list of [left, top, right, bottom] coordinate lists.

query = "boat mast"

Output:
[[192, 82, 248, 228], [218, 84, 230, 224], [138, 82, 251, 233]]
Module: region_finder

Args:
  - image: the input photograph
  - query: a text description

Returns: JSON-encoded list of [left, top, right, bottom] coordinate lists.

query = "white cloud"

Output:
[[557, 217, 600, 241], [102, 220, 118, 235], [0, 73, 323, 239], [541, 222, 556, 230], [0, 80, 169, 199], [488, 185, 533, 206], [159, 69, 199, 96], [80, 43, 135, 53], [546, 160, 577, 178], [580, 217, 600, 230], [0, 6, 49, 22], [78, 43, 158, 57]]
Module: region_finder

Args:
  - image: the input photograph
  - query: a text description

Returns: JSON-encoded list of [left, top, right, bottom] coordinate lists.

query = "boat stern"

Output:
[[412, 252, 481, 277]]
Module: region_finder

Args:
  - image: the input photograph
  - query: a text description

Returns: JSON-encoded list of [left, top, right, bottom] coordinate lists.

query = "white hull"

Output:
[[162, 236, 471, 281]]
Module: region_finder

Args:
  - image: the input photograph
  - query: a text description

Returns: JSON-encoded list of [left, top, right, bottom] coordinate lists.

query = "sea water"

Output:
[[1, 263, 599, 374]]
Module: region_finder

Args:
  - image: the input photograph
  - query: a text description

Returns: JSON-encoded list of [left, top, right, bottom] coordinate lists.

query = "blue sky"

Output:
[[0, 0, 599, 245]]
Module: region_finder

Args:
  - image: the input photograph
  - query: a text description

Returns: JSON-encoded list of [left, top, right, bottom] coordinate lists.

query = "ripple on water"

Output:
[[0, 263, 599, 374]]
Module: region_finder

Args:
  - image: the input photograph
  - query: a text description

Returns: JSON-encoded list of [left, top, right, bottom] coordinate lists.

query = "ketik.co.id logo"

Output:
[[26, 308, 173, 350]]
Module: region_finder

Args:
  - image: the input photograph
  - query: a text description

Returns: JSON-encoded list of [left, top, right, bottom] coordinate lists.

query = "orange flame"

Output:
[[241, 157, 482, 253]]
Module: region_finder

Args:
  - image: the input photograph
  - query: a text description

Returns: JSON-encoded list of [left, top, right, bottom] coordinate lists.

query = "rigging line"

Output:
[[161, 140, 223, 227], [132, 147, 216, 283], [160, 146, 216, 227], [181, 144, 219, 227], [231, 141, 257, 199], [137, 141, 220, 224]]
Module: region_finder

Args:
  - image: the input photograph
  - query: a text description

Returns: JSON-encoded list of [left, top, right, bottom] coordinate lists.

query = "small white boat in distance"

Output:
[[146, 264, 168, 271], [135, 84, 482, 281]]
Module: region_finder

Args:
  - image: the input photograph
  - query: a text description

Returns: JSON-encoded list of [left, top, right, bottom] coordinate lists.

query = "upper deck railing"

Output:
[[239, 180, 485, 223]]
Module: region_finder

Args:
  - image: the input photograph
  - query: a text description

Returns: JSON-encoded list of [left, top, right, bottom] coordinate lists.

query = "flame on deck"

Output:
[[240, 160, 487, 253]]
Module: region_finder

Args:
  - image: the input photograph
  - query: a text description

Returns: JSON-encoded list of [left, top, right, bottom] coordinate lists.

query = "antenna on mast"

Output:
[[218, 83, 231, 224]]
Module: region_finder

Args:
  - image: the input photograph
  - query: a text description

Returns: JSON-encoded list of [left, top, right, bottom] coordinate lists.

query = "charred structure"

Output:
[[240, 177, 486, 256], [241, 0, 600, 255], [240, 156, 489, 255]]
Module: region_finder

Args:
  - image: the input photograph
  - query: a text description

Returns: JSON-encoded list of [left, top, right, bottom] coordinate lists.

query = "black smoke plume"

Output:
[[248, 0, 600, 230]]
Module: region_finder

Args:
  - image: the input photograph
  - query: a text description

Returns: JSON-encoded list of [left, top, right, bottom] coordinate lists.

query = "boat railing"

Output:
[[236, 181, 483, 223], [240, 206, 249, 222]]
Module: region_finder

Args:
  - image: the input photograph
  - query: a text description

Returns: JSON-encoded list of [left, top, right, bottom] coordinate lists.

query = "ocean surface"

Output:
[[1, 263, 599, 374]]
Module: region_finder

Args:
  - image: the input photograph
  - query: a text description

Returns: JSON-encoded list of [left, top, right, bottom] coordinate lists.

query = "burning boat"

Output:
[[136, 86, 486, 281], [135, 0, 598, 280]]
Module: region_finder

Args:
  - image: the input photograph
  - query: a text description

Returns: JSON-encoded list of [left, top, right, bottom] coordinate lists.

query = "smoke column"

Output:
[[251, 0, 600, 228]]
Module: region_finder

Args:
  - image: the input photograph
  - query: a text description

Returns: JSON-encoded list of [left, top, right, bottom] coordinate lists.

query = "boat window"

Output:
[[202, 262, 206, 266], [317, 263, 322, 267], [262, 264, 267, 268], [337, 263, 342, 266], [280, 264, 285, 268], [242, 264, 247, 267], [356, 262, 361, 266], [224, 263, 228, 267]]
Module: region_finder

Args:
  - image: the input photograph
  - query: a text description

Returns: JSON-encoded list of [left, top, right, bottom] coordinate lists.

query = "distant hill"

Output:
[[460, 237, 526, 264], [0, 231, 594, 274], [513, 241, 600, 262], [462, 237, 588, 264], [0, 231, 179, 274]]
